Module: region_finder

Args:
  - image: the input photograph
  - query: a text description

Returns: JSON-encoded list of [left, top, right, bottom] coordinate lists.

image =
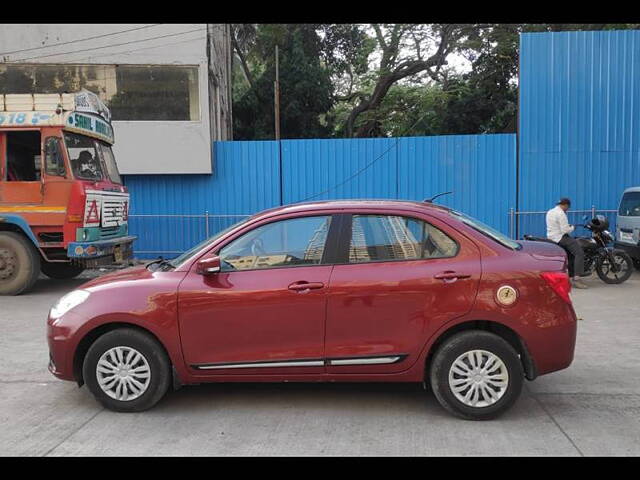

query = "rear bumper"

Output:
[[67, 235, 136, 259], [614, 242, 640, 260], [527, 303, 578, 376]]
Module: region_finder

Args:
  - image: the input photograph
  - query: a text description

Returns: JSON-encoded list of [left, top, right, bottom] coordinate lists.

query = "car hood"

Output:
[[79, 265, 154, 290], [518, 240, 567, 262]]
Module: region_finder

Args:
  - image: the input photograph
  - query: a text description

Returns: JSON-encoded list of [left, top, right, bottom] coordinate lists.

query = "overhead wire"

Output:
[[5, 26, 206, 63], [0, 24, 163, 57], [300, 111, 433, 202]]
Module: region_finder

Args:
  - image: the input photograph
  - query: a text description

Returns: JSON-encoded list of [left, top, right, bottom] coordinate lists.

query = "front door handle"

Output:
[[288, 281, 325, 292], [434, 271, 471, 282]]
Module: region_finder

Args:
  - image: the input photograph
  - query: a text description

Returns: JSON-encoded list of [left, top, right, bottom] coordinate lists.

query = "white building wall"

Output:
[[0, 24, 217, 174]]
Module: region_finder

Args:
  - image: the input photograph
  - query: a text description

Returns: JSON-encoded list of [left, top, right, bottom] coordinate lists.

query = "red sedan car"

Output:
[[47, 200, 577, 420]]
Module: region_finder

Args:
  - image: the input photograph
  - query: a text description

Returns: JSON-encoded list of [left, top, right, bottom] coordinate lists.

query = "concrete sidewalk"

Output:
[[1, 271, 639, 456]]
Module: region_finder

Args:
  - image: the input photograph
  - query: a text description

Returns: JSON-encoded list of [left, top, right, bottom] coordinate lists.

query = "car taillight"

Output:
[[540, 272, 572, 304]]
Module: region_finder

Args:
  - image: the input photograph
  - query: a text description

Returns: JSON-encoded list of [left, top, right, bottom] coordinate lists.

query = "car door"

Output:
[[325, 212, 481, 374], [178, 214, 338, 375]]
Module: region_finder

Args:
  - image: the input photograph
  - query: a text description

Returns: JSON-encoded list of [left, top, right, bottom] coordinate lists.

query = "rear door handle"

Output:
[[434, 271, 472, 282], [288, 281, 325, 292]]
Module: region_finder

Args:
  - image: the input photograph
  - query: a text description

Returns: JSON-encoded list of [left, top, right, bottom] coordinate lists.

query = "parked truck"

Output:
[[0, 90, 135, 295]]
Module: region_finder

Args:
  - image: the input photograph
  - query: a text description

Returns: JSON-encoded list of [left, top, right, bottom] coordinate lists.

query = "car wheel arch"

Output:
[[72, 322, 180, 388], [423, 320, 537, 382]]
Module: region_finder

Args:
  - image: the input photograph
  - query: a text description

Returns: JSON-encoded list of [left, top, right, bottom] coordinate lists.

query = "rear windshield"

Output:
[[450, 210, 521, 250], [619, 191, 640, 217]]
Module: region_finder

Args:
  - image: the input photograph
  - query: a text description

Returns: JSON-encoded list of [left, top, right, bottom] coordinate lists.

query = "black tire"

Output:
[[41, 261, 85, 280], [429, 330, 524, 420], [633, 258, 640, 271], [0, 231, 41, 295], [83, 328, 171, 412], [595, 250, 633, 284]]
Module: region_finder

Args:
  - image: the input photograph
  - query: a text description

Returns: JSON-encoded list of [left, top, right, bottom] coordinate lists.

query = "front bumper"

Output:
[[67, 235, 136, 261], [614, 241, 640, 260], [47, 312, 78, 381]]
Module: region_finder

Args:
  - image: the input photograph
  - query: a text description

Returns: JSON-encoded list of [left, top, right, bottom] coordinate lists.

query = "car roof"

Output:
[[251, 199, 453, 220], [623, 186, 640, 194]]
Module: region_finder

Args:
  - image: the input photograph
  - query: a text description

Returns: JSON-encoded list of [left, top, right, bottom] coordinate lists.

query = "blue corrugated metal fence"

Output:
[[518, 29, 640, 237], [125, 134, 516, 258]]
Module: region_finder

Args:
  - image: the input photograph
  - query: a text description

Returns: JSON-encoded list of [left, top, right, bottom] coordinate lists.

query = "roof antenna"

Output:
[[424, 191, 453, 203]]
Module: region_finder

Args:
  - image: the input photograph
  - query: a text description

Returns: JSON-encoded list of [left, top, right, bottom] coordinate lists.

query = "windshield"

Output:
[[619, 191, 640, 217], [451, 210, 521, 250], [64, 132, 121, 184], [98, 141, 122, 184], [168, 217, 252, 268]]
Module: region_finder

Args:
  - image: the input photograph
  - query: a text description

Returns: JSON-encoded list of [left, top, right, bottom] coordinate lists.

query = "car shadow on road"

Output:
[[153, 382, 454, 418]]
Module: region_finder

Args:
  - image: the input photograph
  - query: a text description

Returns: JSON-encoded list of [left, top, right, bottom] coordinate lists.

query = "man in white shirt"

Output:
[[546, 198, 587, 288]]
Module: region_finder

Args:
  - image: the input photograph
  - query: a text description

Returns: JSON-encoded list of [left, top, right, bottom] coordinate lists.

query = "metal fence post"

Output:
[[205, 210, 210, 239], [509, 207, 515, 239], [591, 205, 596, 219]]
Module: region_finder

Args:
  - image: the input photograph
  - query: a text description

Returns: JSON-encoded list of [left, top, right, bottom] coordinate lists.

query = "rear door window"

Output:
[[348, 214, 458, 263]]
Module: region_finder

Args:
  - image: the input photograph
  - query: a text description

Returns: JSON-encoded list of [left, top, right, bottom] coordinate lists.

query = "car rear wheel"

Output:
[[83, 328, 171, 412], [429, 330, 523, 420]]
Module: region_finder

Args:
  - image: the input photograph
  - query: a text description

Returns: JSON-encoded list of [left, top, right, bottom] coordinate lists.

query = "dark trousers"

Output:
[[558, 234, 585, 277]]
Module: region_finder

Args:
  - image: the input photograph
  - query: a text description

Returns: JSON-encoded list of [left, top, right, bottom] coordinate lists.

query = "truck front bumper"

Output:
[[67, 235, 136, 262]]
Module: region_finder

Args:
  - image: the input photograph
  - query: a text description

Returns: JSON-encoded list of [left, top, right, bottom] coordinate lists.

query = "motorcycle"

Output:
[[524, 214, 634, 284]]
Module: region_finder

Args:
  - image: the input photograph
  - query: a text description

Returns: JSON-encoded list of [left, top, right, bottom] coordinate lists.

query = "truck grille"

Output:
[[101, 199, 126, 228]]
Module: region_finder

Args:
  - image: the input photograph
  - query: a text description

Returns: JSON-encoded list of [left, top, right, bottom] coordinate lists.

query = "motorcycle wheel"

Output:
[[596, 250, 634, 284]]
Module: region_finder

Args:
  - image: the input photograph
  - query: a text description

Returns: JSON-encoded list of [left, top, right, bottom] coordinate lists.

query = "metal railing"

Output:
[[508, 206, 618, 240], [128, 213, 250, 259]]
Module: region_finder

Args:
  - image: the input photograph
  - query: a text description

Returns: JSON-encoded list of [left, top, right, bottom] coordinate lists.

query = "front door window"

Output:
[[219, 215, 332, 271]]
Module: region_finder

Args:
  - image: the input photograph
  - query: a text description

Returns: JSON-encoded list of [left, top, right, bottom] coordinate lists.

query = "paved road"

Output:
[[2, 271, 640, 456]]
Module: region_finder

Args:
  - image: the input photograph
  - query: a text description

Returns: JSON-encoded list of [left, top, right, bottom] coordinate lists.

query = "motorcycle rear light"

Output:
[[540, 272, 572, 304]]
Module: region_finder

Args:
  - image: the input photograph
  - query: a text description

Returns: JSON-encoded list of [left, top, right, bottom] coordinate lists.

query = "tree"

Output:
[[340, 24, 472, 137], [232, 24, 335, 140]]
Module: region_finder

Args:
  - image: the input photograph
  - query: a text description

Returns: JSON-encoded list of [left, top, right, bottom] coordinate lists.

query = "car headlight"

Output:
[[50, 290, 90, 319]]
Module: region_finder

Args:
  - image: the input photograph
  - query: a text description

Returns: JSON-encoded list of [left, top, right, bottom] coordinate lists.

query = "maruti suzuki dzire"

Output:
[[47, 200, 577, 420]]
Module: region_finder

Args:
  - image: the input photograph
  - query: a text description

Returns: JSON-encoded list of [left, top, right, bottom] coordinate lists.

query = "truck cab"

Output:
[[0, 91, 135, 295], [614, 186, 640, 270]]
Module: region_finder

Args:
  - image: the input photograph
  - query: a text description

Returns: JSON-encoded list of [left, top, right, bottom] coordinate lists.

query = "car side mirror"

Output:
[[196, 255, 221, 275]]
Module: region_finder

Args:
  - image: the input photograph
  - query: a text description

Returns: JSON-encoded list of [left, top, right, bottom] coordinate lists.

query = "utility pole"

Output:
[[274, 45, 280, 140]]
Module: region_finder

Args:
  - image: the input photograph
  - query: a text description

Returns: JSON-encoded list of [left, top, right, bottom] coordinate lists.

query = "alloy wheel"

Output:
[[96, 346, 152, 401], [448, 349, 509, 408]]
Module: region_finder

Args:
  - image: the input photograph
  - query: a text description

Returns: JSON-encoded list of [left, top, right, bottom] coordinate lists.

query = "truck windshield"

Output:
[[619, 191, 640, 217], [64, 132, 121, 184]]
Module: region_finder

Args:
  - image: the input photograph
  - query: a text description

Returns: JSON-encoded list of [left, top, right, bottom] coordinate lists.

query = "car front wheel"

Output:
[[83, 328, 171, 412], [429, 330, 524, 420]]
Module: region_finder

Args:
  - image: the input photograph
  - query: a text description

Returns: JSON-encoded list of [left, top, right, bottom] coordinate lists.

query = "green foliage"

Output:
[[233, 24, 334, 140], [232, 23, 640, 140]]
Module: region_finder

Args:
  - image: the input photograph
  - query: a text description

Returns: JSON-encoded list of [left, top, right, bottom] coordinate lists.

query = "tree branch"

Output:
[[231, 27, 255, 89]]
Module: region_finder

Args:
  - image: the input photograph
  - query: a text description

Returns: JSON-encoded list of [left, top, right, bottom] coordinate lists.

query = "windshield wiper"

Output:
[[145, 257, 174, 271]]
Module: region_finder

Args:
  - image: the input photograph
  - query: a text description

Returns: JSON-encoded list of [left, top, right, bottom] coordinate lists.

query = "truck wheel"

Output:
[[633, 258, 640, 271], [429, 331, 524, 420], [41, 261, 85, 280], [0, 231, 41, 295]]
